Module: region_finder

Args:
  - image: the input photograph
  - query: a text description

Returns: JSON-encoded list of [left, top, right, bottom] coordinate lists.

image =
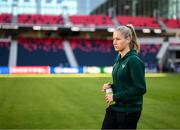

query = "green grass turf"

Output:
[[0, 73, 179, 129]]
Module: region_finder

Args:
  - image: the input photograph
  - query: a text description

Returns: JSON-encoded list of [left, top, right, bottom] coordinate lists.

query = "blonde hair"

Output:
[[115, 24, 140, 52]]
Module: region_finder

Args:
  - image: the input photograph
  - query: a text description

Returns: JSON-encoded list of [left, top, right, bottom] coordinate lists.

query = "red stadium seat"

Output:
[[69, 15, 114, 26], [18, 37, 63, 52], [18, 14, 64, 25], [161, 18, 180, 28], [0, 13, 12, 23], [116, 16, 160, 28]]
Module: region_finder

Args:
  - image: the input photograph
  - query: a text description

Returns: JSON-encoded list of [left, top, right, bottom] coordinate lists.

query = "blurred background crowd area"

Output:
[[0, 0, 180, 73]]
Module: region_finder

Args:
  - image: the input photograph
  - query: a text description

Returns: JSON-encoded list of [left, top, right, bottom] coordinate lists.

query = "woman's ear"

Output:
[[126, 37, 131, 43]]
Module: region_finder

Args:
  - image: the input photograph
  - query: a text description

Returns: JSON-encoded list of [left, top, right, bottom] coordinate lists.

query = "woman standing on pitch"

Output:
[[101, 25, 146, 130]]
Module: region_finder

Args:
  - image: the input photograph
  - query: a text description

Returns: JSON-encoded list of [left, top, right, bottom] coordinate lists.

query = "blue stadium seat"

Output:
[[17, 38, 68, 66], [0, 41, 10, 66], [69, 38, 117, 66], [139, 44, 161, 69]]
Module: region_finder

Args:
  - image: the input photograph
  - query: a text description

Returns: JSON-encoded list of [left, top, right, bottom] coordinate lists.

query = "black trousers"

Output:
[[102, 107, 141, 130]]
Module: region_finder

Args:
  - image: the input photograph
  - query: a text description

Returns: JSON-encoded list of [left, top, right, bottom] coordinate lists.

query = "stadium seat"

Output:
[[69, 38, 161, 68], [0, 13, 12, 23], [18, 14, 64, 25], [161, 18, 180, 28], [69, 38, 117, 66], [0, 40, 10, 66], [17, 38, 68, 66], [116, 16, 161, 28], [69, 15, 114, 26], [139, 44, 161, 70]]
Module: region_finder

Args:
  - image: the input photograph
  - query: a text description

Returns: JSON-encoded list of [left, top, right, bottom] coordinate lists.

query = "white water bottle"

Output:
[[105, 88, 115, 105]]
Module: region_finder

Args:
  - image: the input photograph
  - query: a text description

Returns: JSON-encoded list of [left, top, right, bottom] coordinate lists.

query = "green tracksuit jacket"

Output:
[[111, 49, 146, 112]]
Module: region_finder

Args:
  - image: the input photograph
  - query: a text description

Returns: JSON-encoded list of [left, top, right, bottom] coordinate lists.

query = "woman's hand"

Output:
[[105, 94, 113, 105], [102, 82, 111, 92]]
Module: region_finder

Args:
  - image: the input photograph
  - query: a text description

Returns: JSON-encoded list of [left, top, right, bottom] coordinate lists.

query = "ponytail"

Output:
[[126, 24, 140, 52]]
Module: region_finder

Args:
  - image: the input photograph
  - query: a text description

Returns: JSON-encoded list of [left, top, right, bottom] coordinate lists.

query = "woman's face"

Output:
[[113, 30, 129, 52]]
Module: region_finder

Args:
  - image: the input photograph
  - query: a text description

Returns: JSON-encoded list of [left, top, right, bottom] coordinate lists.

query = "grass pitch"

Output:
[[0, 73, 179, 129]]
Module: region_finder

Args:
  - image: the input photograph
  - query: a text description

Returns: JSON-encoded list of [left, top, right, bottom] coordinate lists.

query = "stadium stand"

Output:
[[68, 38, 159, 68], [17, 38, 68, 66], [69, 15, 114, 26], [0, 0, 179, 74], [69, 38, 161, 69], [0, 13, 12, 23], [139, 44, 161, 71], [6, 37, 161, 69], [0, 40, 10, 66], [161, 18, 180, 28], [2, 13, 180, 31], [18, 14, 64, 25], [116, 16, 161, 28], [69, 38, 116, 66]]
